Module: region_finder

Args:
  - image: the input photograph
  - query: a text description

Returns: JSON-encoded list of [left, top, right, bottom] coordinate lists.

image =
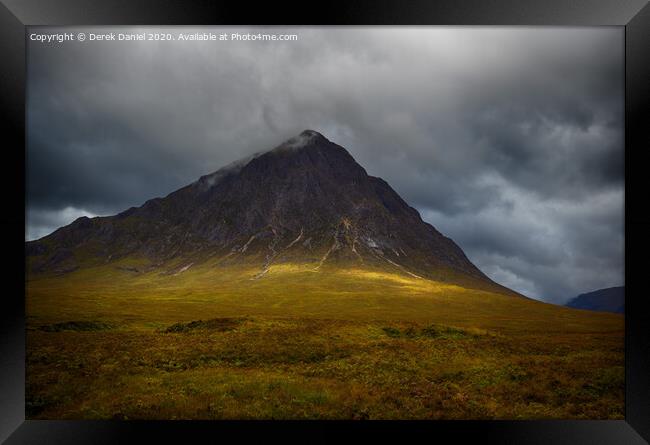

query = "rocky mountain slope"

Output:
[[26, 130, 517, 296]]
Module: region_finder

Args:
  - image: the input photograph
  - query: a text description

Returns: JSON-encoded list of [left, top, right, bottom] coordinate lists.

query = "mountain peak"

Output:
[[27, 130, 504, 293], [273, 129, 329, 152], [300, 129, 325, 138], [194, 130, 341, 192]]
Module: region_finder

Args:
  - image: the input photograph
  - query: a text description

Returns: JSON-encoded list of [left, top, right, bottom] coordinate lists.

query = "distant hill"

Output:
[[565, 286, 624, 314]]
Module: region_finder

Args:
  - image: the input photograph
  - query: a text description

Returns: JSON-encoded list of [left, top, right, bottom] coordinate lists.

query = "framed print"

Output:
[[1, 0, 649, 443]]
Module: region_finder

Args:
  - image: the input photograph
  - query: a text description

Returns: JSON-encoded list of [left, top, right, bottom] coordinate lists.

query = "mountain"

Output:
[[26, 130, 517, 296], [565, 286, 624, 314]]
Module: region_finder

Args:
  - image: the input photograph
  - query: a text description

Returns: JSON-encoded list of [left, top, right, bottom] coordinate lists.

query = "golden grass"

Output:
[[25, 262, 624, 419]]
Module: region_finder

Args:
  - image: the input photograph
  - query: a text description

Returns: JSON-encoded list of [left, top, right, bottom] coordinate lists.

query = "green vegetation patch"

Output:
[[164, 318, 247, 333], [421, 324, 469, 339], [39, 320, 114, 332], [382, 324, 474, 340], [381, 327, 401, 338]]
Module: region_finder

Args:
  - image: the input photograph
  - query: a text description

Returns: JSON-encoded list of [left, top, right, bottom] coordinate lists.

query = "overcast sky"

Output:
[[27, 26, 624, 304]]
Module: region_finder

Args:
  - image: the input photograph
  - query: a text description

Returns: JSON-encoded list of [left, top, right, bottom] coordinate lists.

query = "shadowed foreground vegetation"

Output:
[[27, 317, 623, 420]]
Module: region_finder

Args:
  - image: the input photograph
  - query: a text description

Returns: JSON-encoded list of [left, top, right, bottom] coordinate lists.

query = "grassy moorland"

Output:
[[26, 260, 624, 419]]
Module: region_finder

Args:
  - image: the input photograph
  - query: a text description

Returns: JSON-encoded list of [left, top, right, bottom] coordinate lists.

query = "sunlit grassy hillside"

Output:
[[27, 258, 621, 332]]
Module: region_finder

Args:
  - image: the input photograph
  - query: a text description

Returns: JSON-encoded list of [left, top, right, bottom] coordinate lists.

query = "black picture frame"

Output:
[[1, 1, 648, 443]]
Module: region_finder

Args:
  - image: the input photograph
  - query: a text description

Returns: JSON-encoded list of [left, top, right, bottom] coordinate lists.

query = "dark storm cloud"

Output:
[[26, 26, 624, 303]]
